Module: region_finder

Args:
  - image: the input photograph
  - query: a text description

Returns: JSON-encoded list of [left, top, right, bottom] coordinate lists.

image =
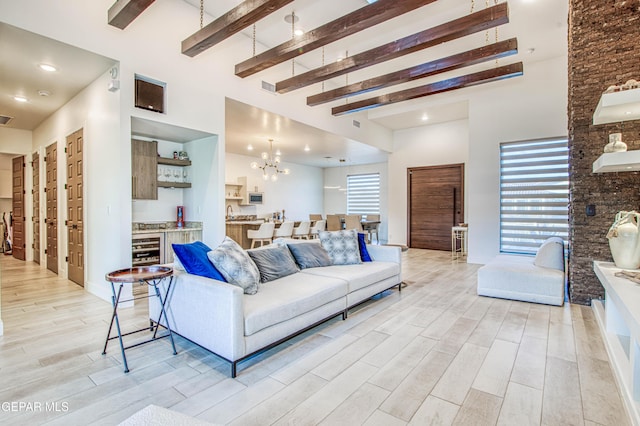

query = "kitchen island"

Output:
[[225, 221, 263, 249]]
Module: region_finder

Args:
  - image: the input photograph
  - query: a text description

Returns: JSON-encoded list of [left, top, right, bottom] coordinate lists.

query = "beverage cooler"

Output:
[[131, 233, 165, 266]]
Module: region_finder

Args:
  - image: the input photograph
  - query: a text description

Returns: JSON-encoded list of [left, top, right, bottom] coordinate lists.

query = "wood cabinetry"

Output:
[[132, 139, 193, 199], [164, 229, 202, 263], [132, 139, 157, 200]]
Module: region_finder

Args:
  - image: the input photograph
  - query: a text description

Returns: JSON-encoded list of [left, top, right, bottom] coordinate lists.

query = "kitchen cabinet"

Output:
[[131, 139, 157, 200], [132, 139, 193, 199], [164, 229, 202, 263]]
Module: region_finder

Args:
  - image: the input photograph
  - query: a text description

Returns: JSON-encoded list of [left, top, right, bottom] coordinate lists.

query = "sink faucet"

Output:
[[226, 204, 234, 219]]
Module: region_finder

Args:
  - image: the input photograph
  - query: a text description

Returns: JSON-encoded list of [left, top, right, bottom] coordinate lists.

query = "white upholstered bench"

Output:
[[477, 237, 566, 306]]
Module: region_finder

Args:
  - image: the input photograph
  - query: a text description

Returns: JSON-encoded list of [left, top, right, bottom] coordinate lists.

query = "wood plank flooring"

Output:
[[0, 249, 629, 425]]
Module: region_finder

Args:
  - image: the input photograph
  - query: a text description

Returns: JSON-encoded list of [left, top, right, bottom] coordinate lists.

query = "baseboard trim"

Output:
[[0, 319, 4, 336]]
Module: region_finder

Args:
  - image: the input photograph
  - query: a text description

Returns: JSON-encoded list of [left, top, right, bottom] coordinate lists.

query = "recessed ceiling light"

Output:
[[527, 48, 536, 54], [14, 95, 28, 103], [626, 111, 633, 115], [294, 28, 304, 36], [247, 144, 253, 151], [38, 90, 51, 97], [421, 114, 429, 121], [39, 63, 57, 72], [304, 144, 310, 152]]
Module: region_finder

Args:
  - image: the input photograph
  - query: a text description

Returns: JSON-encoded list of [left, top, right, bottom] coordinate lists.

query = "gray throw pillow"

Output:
[[287, 242, 332, 269], [247, 245, 299, 283], [207, 236, 259, 294], [318, 229, 362, 265]]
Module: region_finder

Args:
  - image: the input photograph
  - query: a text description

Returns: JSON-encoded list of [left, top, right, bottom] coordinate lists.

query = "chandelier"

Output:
[[250, 139, 290, 181]]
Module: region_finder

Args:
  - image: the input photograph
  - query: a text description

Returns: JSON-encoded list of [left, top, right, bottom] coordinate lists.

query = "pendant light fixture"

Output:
[[250, 139, 290, 181]]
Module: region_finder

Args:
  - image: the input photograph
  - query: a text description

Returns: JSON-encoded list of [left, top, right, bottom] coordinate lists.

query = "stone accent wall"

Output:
[[568, 0, 640, 304]]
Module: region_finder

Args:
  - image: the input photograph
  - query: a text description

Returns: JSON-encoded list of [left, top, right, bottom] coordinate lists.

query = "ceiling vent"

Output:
[[0, 115, 14, 125], [352, 120, 361, 128], [261, 80, 276, 94]]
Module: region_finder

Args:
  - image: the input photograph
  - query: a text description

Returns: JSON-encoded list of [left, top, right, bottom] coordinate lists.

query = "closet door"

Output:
[[12, 155, 25, 260], [33, 151, 40, 264]]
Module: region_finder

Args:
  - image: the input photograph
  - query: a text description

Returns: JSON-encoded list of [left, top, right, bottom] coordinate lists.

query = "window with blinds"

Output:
[[347, 173, 380, 216], [500, 138, 569, 255]]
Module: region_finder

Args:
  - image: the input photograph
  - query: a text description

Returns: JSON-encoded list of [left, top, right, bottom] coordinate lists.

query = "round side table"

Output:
[[103, 265, 177, 373]]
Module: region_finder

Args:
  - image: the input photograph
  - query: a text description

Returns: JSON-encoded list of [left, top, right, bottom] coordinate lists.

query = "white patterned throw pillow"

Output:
[[318, 229, 362, 265], [207, 236, 260, 294]]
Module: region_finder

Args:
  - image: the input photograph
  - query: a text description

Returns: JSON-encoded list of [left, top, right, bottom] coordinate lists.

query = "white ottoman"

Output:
[[477, 237, 565, 306]]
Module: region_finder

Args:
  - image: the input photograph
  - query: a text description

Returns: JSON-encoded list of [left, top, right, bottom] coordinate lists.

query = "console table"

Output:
[[103, 265, 177, 373], [593, 261, 640, 424]]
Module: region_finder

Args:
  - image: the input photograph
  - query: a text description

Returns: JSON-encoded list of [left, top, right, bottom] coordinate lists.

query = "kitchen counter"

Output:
[[132, 221, 202, 234], [225, 222, 263, 249]]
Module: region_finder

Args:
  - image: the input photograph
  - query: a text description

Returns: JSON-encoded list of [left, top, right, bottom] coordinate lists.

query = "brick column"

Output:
[[568, 0, 640, 304]]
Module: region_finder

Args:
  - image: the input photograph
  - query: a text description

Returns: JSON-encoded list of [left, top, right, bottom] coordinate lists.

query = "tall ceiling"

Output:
[[0, 0, 567, 167]]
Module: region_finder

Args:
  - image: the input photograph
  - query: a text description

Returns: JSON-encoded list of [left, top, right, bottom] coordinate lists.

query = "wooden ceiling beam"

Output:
[[108, 0, 155, 30], [182, 0, 294, 58], [307, 38, 518, 106], [276, 2, 509, 94], [234, 0, 438, 78], [331, 62, 524, 116]]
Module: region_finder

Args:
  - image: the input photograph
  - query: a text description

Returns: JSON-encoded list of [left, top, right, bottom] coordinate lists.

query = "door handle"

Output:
[[72, 224, 78, 229]]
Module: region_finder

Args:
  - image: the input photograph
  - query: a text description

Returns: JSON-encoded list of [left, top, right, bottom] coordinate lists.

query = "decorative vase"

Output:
[[604, 133, 627, 153], [607, 211, 640, 269]]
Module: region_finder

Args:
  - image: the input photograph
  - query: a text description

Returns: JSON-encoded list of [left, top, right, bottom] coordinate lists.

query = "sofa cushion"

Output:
[[534, 237, 565, 271], [358, 233, 372, 262], [172, 241, 226, 282], [319, 229, 362, 265], [207, 237, 259, 295], [247, 245, 299, 283], [287, 242, 332, 269], [301, 261, 400, 293], [243, 273, 348, 336]]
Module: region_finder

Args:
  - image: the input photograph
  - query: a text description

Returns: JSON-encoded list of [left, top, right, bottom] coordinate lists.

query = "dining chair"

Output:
[[273, 221, 294, 239], [309, 214, 323, 221], [292, 221, 311, 239], [309, 220, 326, 238], [365, 214, 380, 243], [344, 214, 363, 233], [326, 214, 342, 231], [247, 222, 275, 248]]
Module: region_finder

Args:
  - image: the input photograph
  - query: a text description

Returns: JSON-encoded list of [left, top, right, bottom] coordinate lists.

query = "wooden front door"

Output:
[[408, 164, 464, 250], [46, 142, 58, 274], [11, 156, 25, 260], [67, 129, 84, 286], [32, 151, 40, 264]]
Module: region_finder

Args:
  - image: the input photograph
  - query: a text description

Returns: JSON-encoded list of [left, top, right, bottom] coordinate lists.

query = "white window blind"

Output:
[[500, 138, 569, 255], [347, 173, 380, 216]]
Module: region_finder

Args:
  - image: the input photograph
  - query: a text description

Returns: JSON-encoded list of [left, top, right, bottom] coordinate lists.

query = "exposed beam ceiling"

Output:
[[182, 0, 294, 57], [331, 62, 524, 116], [307, 38, 518, 106], [107, 0, 155, 29], [234, 0, 437, 78], [275, 2, 509, 94]]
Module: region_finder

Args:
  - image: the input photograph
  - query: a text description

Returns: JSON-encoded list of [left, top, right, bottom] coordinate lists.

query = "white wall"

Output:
[[387, 119, 469, 245], [225, 152, 323, 222], [467, 56, 568, 264], [30, 68, 122, 300], [323, 162, 389, 242], [380, 56, 567, 261]]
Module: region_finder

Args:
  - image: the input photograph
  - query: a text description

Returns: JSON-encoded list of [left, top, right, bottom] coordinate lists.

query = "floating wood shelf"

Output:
[[158, 181, 191, 188], [157, 157, 191, 166]]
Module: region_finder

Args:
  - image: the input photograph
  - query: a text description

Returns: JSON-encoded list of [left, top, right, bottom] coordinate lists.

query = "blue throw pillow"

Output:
[[358, 233, 372, 262], [172, 241, 226, 282]]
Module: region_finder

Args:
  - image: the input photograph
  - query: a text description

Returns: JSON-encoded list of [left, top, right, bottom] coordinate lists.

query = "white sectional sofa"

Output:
[[150, 242, 401, 377], [477, 237, 566, 306]]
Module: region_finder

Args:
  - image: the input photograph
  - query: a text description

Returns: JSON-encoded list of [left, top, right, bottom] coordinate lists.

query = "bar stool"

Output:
[[247, 222, 275, 248], [292, 221, 311, 239], [309, 220, 326, 238], [452, 226, 468, 261], [274, 221, 294, 239]]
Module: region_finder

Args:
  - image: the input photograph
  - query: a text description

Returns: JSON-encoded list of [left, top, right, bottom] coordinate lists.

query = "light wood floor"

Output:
[[0, 250, 629, 425]]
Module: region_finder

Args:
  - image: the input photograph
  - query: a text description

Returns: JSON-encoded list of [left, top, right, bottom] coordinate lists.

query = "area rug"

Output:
[[118, 404, 216, 426]]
